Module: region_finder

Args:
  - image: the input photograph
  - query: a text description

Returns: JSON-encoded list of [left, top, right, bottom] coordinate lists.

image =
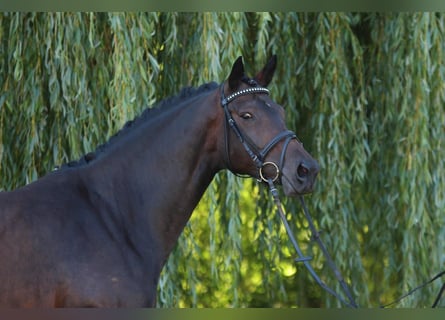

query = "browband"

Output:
[[221, 87, 270, 107]]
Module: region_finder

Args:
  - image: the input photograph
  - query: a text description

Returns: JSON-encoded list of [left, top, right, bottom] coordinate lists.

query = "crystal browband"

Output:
[[221, 87, 270, 106]]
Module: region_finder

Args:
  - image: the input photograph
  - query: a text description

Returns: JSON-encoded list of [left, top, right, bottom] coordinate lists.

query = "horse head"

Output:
[[220, 56, 319, 195]]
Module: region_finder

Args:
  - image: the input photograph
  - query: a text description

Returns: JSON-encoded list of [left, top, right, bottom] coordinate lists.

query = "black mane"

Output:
[[59, 81, 219, 169]]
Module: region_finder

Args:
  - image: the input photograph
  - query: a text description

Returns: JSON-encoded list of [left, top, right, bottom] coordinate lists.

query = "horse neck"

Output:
[[84, 88, 224, 264]]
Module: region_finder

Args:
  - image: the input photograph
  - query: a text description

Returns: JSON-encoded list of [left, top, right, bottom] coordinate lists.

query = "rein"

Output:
[[267, 177, 358, 308], [220, 82, 444, 307]]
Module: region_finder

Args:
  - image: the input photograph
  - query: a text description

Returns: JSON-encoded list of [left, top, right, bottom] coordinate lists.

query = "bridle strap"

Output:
[[259, 130, 296, 161], [279, 134, 295, 172], [222, 105, 263, 169]]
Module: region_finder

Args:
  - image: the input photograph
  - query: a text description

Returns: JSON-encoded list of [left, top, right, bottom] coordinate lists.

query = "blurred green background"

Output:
[[0, 12, 444, 307]]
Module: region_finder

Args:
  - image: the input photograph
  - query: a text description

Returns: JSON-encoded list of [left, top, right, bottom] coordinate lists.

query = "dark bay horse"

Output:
[[0, 56, 319, 307]]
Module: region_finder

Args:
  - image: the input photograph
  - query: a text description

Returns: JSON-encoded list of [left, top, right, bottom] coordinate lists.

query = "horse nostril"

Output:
[[297, 163, 309, 181]]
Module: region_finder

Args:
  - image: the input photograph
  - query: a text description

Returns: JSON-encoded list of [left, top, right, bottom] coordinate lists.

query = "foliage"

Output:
[[0, 12, 444, 307]]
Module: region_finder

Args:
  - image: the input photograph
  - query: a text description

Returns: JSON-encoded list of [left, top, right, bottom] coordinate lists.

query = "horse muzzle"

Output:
[[282, 158, 320, 196]]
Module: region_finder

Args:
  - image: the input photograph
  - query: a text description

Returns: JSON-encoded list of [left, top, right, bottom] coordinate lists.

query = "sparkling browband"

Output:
[[221, 87, 270, 106]]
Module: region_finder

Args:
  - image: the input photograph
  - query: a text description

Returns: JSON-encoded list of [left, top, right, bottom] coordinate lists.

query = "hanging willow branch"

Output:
[[0, 12, 444, 307]]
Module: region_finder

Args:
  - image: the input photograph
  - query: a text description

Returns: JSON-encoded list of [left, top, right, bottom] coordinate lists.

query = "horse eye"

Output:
[[240, 112, 253, 120]]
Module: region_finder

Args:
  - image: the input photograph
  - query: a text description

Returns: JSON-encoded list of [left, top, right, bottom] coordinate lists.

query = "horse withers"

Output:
[[0, 56, 319, 307]]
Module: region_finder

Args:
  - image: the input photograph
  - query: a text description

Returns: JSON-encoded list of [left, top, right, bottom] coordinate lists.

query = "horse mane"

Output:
[[59, 81, 220, 169]]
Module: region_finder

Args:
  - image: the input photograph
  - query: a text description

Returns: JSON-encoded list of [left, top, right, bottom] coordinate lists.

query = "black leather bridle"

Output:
[[220, 82, 297, 182], [220, 81, 359, 307]]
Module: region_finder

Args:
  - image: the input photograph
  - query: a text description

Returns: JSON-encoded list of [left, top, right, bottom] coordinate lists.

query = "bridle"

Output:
[[220, 82, 297, 182], [220, 80, 444, 308], [220, 80, 359, 307]]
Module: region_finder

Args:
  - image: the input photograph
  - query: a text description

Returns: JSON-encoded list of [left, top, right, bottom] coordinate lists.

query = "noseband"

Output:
[[220, 83, 297, 182]]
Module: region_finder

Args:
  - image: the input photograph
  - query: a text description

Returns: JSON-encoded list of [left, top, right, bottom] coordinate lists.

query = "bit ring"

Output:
[[259, 161, 280, 183]]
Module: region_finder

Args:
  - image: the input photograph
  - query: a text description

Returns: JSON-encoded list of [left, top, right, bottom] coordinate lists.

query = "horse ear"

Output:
[[254, 55, 277, 87], [228, 56, 245, 90]]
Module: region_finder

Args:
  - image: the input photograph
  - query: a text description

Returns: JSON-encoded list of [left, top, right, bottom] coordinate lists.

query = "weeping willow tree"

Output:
[[0, 12, 444, 308]]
